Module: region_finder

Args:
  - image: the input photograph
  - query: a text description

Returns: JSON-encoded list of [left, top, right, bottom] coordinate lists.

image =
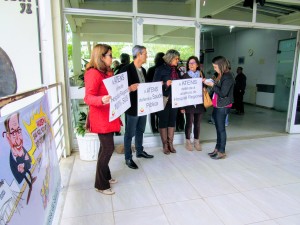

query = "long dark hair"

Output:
[[212, 56, 230, 75]]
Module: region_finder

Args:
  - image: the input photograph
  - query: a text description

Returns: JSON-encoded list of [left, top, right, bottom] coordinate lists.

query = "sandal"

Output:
[[95, 188, 115, 195]]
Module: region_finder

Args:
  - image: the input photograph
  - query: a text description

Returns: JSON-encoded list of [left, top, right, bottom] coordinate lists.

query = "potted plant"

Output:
[[73, 64, 100, 161], [75, 110, 100, 161]]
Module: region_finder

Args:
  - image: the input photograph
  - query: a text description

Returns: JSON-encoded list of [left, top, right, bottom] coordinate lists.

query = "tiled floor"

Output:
[[53, 105, 300, 225]]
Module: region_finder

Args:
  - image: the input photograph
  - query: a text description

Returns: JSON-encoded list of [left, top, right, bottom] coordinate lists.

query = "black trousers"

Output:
[[185, 113, 203, 140], [150, 112, 159, 132], [95, 133, 114, 190], [157, 103, 178, 128], [234, 90, 244, 113]]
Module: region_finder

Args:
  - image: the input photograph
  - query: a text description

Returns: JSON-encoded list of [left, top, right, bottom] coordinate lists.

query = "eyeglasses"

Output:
[[104, 54, 113, 58], [9, 128, 22, 137], [189, 62, 197, 65]]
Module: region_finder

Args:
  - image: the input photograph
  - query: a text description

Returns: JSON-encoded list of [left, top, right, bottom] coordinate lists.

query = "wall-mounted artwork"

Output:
[[238, 57, 245, 65]]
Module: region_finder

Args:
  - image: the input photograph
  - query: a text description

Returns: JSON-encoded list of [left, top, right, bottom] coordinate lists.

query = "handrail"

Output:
[[0, 83, 62, 109], [0, 82, 67, 160]]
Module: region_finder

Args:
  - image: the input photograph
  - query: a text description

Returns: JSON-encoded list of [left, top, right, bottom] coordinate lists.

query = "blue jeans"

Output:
[[212, 107, 231, 153], [124, 114, 147, 160], [211, 114, 229, 126]]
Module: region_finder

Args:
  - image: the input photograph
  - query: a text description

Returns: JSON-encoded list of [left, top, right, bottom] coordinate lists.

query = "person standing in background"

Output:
[[234, 67, 246, 115], [203, 56, 234, 160], [114, 53, 130, 75], [153, 49, 181, 155], [145, 52, 165, 133], [84, 44, 120, 195], [120, 45, 154, 170]]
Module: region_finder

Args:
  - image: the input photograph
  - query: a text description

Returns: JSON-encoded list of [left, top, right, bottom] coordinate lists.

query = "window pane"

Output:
[[143, 24, 195, 134], [64, 0, 133, 13], [139, 0, 196, 17], [200, 1, 252, 22], [65, 15, 132, 86], [256, 1, 300, 25]]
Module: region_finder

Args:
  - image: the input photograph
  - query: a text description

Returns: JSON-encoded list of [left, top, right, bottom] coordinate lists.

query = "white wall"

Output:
[[0, 1, 42, 93], [204, 28, 297, 108]]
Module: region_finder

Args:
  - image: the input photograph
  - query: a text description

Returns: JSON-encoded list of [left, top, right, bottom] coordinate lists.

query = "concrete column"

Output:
[[72, 32, 81, 76]]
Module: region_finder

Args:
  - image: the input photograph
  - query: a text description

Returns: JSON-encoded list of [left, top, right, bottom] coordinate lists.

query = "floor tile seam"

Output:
[[57, 155, 77, 225], [272, 212, 300, 221], [112, 158, 159, 212], [165, 151, 209, 197], [217, 173, 272, 193], [112, 203, 162, 214], [243, 218, 279, 225], [61, 211, 113, 220], [203, 192, 273, 224], [200, 197, 227, 225], [126, 157, 163, 211], [239, 190, 284, 220], [156, 195, 205, 206]]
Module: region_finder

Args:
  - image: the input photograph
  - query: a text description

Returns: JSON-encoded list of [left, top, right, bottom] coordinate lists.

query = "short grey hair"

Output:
[[163, 49, 180, 65], [132, 45, 146, 59]]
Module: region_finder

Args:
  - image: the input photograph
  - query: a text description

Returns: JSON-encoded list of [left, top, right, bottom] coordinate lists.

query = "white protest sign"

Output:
[[137, 82, 164, 116], [171, 78, 203, 108], [103, 72, 131, 122]]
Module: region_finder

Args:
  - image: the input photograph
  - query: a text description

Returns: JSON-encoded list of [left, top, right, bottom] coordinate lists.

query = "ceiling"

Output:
[[65, 0, 300, 45]]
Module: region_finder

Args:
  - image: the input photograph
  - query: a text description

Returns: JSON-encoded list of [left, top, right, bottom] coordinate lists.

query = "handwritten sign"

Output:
[[137, 82, 164, 116], [103, 72, 131, 122], [171, 78, 203, 108]]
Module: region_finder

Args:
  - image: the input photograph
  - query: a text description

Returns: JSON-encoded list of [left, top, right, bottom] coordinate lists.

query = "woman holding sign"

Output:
[[84, 44, 121, 195], [203, 56, 234, 160], [153, 49, 181, 155], [180, 56, 205, 151]]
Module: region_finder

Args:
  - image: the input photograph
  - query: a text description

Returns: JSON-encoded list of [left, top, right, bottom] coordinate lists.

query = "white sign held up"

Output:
[[171, 78, 203, 108], [103, 72, 131, 121], [137, 82, 164, 116]]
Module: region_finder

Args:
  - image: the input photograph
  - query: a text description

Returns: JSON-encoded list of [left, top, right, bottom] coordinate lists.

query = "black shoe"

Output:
[[208, 149, 218, 156], [126, 159, 138, 169], [211, 152, 226, 160], [209, 152, 218, 158], [136, 151, 154, 159]]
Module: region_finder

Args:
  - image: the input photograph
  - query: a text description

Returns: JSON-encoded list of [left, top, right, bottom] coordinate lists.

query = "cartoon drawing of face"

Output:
[[6, 113, 24, 157]]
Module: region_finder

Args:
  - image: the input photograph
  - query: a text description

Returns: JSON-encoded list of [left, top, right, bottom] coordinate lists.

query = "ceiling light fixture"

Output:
[[203, 0, 206, 6], [229, 25, 235, 33]]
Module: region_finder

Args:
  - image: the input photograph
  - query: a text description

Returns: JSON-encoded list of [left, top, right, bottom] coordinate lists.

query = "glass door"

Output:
[[136, 17, 199, 135], [287, 31, 300, 133]]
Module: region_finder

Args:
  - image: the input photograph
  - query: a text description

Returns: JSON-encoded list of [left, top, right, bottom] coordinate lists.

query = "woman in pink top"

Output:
[[203, 56, 234, 159]]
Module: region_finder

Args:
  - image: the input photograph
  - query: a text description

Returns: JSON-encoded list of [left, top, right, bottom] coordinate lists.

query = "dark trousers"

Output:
[[150, 112, 159, 133], [124, 114, 147, 160], [157, 103, 178, 128], [95, 133, 114, 190], [176, 110, 185, 131], [212, 107, 230, 153], [185, 113, 203, 140], [234, 91, 244, 113]]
